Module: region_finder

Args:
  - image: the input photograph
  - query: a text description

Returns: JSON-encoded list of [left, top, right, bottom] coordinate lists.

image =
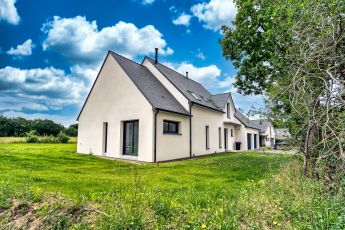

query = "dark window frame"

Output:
[[218, 127, 222, 148], [206, 125, 210, 149], [123, 120, 139, 156], [163, 120, 179, 134], [103, 122, 108, 154], [230, 129, 233, 137], [227, 103, 230, 118]]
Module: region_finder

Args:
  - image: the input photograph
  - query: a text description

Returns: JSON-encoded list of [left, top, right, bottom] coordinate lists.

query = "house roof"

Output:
[[250, 119, 272, 133], [110, 52, 190, 116], [211, 93, 230, 109], [145, 57, 224, 113], [234, 110, 261, 130], [275, 128, 291, 140]]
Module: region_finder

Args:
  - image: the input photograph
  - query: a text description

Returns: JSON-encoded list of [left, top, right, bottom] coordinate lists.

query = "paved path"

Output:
[[257, 149, 300, 155]]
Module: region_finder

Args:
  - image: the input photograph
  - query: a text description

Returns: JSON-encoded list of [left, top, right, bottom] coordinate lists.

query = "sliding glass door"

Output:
[[123, 120, 139, 156]]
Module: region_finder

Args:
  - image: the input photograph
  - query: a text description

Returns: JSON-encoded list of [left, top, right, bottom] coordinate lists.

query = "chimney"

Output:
[[155, 48, 158, 64], [186, 71, 188, 78]]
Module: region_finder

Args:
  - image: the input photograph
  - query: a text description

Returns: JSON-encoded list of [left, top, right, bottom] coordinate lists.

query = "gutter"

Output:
[[154, 109, 159, 162]]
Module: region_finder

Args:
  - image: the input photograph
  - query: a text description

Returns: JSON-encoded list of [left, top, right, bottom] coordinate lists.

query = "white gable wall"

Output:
[[77, 54, 154, 162]]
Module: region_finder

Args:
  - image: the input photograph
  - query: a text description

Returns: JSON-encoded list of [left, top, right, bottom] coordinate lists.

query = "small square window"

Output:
[[163, 120, 179, 134]]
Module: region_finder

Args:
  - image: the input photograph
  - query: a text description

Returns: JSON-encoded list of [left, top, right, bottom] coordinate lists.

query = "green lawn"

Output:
[[0, 143, 343, 229]]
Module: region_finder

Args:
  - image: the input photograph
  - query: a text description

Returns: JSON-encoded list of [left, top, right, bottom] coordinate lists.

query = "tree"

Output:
[[221, 0, 345, 191], [64, 124, 78, 137], [32, 119, 65, 136]]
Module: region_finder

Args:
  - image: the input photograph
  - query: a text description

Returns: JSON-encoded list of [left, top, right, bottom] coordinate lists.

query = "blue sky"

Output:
[[0, 0, 263, 126]]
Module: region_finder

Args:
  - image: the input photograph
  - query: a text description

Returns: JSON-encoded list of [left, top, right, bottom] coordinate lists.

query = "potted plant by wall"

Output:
[[235, 141, 241, 150]]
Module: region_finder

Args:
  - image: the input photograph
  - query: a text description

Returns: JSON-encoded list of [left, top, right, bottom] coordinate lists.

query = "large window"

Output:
[[163, 120, 179, 134], [227, 103, 230, 118], [123, 120, 139, 156], [206, 125, 209, 149]]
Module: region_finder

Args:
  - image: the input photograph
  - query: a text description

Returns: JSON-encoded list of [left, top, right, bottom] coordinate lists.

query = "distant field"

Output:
[[0, 143, 343, 229], [0, 137, 25, 144], [0, 136, 77, 144]]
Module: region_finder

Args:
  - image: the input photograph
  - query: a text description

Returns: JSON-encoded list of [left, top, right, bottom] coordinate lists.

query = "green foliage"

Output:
[[40, 135, 58, 143], [221, 0, 345, 191], [25, 131, 39, 143], [56, 132, 70, 143], [0, 143, 343, 228], [32, 119, 65, 136], [0, 116, 76, 138], [64, 124, 78, 137]]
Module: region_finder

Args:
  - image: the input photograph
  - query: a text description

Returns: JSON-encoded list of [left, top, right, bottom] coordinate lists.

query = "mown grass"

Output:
[[0, 143, 344, 229]]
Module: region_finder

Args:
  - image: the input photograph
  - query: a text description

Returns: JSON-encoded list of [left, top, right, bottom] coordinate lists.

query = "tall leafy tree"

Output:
[[221, 0, 345, 191]]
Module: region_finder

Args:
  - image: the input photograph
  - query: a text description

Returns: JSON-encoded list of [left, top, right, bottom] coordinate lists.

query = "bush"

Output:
[[56, 132, 69, 143], [25, 131, 39, 143], [40, 135, 58, 143]]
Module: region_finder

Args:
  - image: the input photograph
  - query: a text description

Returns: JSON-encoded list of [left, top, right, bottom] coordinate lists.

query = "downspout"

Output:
[[189, 102, 193, 158], [154, 109, 159, 162]]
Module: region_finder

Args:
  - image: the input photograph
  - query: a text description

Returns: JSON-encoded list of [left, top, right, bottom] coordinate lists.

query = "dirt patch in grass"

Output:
[[0, 194, 99, 229]]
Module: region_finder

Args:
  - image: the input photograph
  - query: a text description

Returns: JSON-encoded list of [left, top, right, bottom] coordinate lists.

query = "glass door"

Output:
[[123, 120, 139, 156]]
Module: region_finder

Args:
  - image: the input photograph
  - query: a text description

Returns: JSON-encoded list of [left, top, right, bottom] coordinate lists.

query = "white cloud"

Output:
[[163, 62, 221, 83], [0, 66, 89, 111], [191, 0, 237, 31], [6, 39, 34, 56], [217, 76, 236, 89], [142, 0, 155, 5], [0, 0, 20, 25], [23, 103, 49, 111], [42, 16, 173, 65], [195, 49, 206, 60], [173, 12, 192, 27]]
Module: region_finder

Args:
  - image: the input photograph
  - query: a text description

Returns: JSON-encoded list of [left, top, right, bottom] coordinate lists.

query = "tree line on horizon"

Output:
[[0, 116, 78, 137]]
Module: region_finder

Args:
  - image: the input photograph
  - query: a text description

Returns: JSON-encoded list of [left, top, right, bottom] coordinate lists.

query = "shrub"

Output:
[[25, 131, 39, 143], [40, 135, 58, 143], [56, 132, 70, 143]]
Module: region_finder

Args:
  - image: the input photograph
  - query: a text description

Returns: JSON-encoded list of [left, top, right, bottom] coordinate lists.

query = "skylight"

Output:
[[189, 91, 200, 100]]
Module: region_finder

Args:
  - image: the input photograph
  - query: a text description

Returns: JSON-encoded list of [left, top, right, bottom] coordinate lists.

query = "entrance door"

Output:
[[270, 138, 274, 147], [247, 133, 252, 150], [224, 128, 228, 150], [254, 134, 257, 149], [123, 120, 139, 156]]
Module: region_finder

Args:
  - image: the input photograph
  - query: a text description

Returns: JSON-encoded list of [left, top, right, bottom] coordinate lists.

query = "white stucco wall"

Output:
[[263, 124, 276, 146], [245, 127, 260, 150], [156, 111, 190, 161], [191, 104, 226, 156], [77, 54, 154, 162]]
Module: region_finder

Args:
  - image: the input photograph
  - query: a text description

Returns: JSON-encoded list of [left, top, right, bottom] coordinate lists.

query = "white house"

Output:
[[77, 50, 261, 162], [251, 119, 276, 147]]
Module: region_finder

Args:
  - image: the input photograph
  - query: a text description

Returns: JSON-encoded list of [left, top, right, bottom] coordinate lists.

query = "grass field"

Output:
[[0, 136, 77, 144], [0, 143, 344, 229]]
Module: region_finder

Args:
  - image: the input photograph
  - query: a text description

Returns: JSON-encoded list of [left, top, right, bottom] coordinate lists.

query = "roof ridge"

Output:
[[146, 56, 205, 87], [110, 50, 142, 67]]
